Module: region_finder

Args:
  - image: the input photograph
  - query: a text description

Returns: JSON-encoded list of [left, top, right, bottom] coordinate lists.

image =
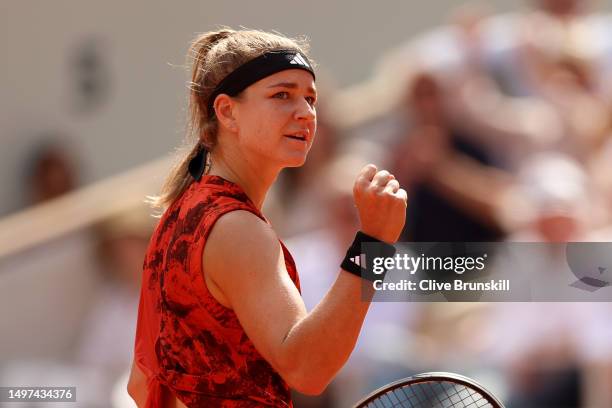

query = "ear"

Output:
[[214, 94, 238, 132]]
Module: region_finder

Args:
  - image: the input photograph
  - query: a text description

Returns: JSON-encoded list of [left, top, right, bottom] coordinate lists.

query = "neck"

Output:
[[207, 141, 280, 210]]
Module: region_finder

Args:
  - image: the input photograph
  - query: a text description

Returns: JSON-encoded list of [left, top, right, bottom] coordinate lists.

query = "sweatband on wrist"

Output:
[[340, 231, 396, 282]]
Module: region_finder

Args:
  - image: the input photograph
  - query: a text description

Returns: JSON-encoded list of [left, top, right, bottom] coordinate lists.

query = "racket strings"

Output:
[[364, 380, 494, 408]]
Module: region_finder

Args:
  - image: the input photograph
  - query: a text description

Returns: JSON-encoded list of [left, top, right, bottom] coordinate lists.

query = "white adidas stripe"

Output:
[[290, 53, 309, 68]]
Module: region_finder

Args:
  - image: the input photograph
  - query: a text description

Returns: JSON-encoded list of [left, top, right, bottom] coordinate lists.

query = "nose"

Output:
[[294, 98, 316, 122]]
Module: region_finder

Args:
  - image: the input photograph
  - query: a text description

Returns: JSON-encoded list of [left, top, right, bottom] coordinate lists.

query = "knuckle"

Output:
[[379, 190, 393, 200], [368, 183, 380, 192]]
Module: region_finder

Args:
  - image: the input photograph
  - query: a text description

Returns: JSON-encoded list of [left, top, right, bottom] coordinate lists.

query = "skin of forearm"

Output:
[[279, 270, 374, 392]]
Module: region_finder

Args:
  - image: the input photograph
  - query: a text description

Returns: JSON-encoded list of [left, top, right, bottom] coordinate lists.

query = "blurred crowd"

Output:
[[4, 1, 612, 407]]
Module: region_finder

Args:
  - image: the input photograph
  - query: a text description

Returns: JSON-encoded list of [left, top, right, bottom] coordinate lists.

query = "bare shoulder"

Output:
[[205, 210, 279, 262], [203, 210, 286, 303]]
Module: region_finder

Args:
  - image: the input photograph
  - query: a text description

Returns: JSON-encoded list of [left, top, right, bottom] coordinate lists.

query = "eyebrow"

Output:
[[267, 82, 317, 95]]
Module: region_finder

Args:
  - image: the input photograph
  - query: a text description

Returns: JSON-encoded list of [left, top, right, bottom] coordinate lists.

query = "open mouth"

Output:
[[285, 134, 307, 141]]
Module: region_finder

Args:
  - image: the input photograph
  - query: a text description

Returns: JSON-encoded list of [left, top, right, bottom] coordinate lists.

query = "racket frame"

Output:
[[352, 371, 505, 408]]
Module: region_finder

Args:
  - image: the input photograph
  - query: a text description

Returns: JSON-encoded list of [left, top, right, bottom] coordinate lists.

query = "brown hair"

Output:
[[149, 28, 311, 210]]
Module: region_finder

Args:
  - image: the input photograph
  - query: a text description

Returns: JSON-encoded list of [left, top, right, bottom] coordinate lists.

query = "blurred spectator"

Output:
[[520, 154, 589, 241], [516, 48, 612, 162], [480, 0, 610, 98], [428, 0, 612, 172], [499, 152, 599, 241], [74, 206, 155, 401], [391, 72, 508, 242], [588, 136, 612, 224], [25, 139, 79, 205]]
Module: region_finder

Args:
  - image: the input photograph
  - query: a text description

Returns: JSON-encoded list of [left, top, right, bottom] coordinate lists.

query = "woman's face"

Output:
[[232, 69, 317, 168]]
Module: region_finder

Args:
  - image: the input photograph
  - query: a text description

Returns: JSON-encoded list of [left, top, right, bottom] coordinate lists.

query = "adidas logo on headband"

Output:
[[289, 53, 310, 68]]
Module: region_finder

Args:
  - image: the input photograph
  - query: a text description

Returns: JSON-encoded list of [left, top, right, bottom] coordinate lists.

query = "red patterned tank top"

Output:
[[133, 175, 300, 407]]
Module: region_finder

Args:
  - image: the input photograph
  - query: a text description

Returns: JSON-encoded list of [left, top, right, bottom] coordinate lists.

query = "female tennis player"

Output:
[[127, 28, 407, 407]]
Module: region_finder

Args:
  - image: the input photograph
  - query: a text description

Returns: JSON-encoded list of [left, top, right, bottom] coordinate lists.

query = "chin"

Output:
[[283, 154, 309, 168], [274, 148, 309, 168]]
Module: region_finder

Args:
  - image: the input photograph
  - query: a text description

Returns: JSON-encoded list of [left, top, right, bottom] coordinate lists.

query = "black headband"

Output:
[[206, 49, 315, 117]]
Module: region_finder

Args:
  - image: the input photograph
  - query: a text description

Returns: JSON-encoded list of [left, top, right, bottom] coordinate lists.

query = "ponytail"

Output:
[[148, 29, 232, 210]]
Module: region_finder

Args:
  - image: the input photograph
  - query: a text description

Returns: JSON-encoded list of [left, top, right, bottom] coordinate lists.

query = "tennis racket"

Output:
[[353, 372, 505, 408]]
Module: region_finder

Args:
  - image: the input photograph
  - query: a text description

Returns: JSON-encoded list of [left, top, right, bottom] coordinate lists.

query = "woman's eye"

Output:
[[273, 92, 289, 99], [306, 96, 316, 106]]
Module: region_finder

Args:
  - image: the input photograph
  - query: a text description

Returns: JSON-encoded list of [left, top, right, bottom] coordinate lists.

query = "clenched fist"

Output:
[[353, 164, 407, 244]]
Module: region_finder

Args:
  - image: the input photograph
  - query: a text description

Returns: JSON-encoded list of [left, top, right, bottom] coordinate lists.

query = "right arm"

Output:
[[203, 165, 406, 395]]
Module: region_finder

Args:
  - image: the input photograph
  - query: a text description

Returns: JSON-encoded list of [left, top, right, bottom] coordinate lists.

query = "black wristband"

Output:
[[340, 231, 396, 282]]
